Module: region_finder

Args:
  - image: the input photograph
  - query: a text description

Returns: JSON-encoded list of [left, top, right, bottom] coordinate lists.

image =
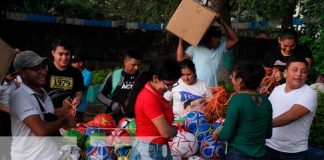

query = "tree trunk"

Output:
[[209, 0, 231, 23], [280, 0, 297, 30]]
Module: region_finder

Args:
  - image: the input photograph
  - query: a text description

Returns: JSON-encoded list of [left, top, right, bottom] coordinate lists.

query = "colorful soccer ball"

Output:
[[194, 123, 213, 142], [212, 118, 225, 130], [114, 145, 132, 160], [74, 123, 89, 135], [88, 114, 116, 129], [118, 117, 132, 128], [86, 145, 115, 160], [110, 128, 131, 145], [173, 114, 186, 125], [84, 126, 105, 138], [126, 119, 136, 136], [200, 135, 225, 159], [85, 132, 107, 149], [182, 111, 207, 133], [169, 131, 199, 158], [65, 129, 85, 148]]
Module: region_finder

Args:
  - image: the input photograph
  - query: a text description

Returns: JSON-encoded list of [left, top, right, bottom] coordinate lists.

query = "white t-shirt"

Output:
[[266, 84, 317, 153], [186, 41, 227, 87], [164, 79, 210, 117], [9, 83, 60, 160]]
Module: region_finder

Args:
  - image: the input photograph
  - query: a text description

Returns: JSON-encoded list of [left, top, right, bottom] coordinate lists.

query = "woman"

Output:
[[164, 59, 209, 118], [212, 63, 272, 160], [263, 28, 312, 81], [124, 57, 181, 160]]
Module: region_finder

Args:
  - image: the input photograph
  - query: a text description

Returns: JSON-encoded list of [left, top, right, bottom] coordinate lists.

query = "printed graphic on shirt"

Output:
[[50, 76, 73, 90], [179, 91, 202, 102], [273, 60, 286, 67], [121, 79, 135, 90]]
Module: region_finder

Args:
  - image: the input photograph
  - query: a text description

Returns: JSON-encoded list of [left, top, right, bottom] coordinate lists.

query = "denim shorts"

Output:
[[129, 139, 172, 160]]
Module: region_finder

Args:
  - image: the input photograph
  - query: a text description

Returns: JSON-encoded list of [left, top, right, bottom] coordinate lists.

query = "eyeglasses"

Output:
[[280, 44, 296, 50], [23, 63, 48, 72], [162, 81, 179, 91]]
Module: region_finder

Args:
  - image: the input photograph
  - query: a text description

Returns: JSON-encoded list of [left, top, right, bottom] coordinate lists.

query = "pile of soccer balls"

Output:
[[62, 114, 136, 160], [169, 111, 226, 160]]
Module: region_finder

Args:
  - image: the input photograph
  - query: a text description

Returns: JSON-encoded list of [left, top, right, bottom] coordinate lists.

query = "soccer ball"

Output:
[[212, 118, 225, 130], [182, 111, 207, 133], [85, 132, 107, 149], [169, 131, 199, 157], [126, 119, 136, 136], [88, 114, 116, 129], [74, 123, 89, 135], [200, 135, 225, 159], [194, 123, 213, 142], [110, 128, 131, 145], [65, 129, 85, 148], [114, 145, 132, 160], [173, 114, 185, 125], [118, 117, 132, 128], [84, 126, 105, 138], [86, 145, 115, 160]]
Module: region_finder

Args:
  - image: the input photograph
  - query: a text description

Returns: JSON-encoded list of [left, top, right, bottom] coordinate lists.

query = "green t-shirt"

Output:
[[219, 93, 272, 157]]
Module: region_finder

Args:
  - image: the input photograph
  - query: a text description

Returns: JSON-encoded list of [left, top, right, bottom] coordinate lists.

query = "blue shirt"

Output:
[[77, 68, 92, 112], [186, 41, 227, 87]]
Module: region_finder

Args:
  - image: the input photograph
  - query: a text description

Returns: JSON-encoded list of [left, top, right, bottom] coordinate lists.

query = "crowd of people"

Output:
[[0, 17, 321, 160]]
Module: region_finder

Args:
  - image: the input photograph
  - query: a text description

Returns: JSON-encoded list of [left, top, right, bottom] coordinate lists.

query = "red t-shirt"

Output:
[[135, 82, 174, 144]]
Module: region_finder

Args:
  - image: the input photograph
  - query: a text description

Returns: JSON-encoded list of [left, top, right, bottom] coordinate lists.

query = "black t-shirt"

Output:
[[45, 62, 84, 108], [263, 45, 312, 72], [112, 71, 138, 105]]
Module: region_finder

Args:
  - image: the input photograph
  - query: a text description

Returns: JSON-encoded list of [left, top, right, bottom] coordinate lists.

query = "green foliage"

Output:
[[309, 91, 324, 148], [91, 69, 112, 85]]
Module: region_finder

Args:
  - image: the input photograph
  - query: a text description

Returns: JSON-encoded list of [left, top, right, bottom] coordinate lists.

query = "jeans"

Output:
[[129, 139, 172, 160], [226, 147, 266, 160], [266, 146, 308, 160]]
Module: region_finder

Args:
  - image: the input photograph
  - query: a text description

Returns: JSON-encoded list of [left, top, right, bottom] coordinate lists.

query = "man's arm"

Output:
[[0, 103, 9, 113], [176, 38, 191, 62], [273, 104, 310, 127], [23, 114, 76, 136], [218, 18, 239, 50]]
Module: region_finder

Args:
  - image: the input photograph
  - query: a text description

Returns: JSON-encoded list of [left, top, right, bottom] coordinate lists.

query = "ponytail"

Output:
[[124, 71, 150, 118]]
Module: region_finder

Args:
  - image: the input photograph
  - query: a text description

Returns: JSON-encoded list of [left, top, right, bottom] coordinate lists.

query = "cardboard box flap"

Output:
[[166, 0, 216, 46], [0, 38, 15, 84]]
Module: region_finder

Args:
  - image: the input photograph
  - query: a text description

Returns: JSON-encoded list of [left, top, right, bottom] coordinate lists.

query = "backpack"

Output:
[[110, 69, 122, 97]]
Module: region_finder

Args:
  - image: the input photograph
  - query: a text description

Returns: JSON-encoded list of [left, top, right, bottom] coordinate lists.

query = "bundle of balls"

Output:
[[169, 111, 226, 159], [62, 114, 137, 160]]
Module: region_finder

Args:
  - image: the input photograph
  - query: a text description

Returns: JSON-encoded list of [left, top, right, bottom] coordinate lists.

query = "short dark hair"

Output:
[[206, 26, 222, 38], [52, 37, 72, 51], [124, 49, 142, 61], [286, 56, 309, 69], [233, 63, 265, 90], [279, 29, 298, 41], [71, 54, 85, 63]]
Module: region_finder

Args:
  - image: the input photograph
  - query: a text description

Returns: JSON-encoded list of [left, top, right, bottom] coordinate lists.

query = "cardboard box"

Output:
[[0, 39, 15, 84], [166, 0, 217, 46]]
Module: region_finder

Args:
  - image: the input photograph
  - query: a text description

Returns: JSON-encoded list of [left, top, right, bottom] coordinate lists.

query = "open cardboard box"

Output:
[[0, 39, 16, 84], [166, 0, 217, 46]]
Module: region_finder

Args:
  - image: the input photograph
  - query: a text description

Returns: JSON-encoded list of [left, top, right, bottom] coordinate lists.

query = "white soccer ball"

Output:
[[169, 131, 199, 158]]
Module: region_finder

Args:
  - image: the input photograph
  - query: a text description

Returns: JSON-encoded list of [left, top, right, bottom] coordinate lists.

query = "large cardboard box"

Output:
[[0, 39, 15, 84], [166, 0, 216, 46]]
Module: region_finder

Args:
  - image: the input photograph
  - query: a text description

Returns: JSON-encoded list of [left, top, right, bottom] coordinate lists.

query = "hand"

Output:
[[61, 97, 73, 115], [72, 97, 81, 108], [111, 101, 121, 113], [63, 115, 77, 128], [212, 130, 220, 141]]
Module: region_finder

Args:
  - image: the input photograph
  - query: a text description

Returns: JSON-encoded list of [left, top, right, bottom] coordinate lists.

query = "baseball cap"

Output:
[[13, 50, 48, 72]]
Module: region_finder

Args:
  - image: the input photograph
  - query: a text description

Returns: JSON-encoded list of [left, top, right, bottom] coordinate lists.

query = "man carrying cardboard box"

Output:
[[176, 17, 239, 87]]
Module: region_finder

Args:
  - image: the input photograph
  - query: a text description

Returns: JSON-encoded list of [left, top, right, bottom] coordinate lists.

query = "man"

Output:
[[71, 54, 92, 122], [97, 50, 142, 121], [9, 50, 76, 160], [266, 57, 317, 159], [177, 17, 239, 87], [45, 37, 84, 114]]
